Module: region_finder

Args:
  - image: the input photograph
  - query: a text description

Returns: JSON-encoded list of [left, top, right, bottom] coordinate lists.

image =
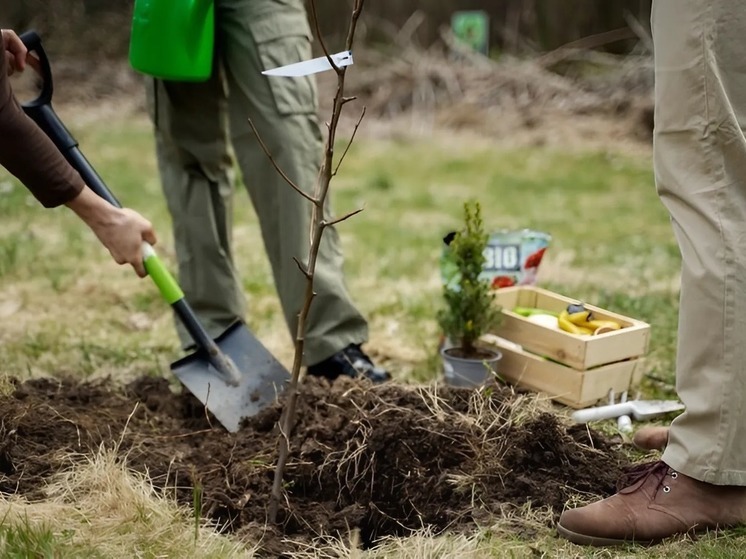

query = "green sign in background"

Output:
[[451, 10, 489, 55]]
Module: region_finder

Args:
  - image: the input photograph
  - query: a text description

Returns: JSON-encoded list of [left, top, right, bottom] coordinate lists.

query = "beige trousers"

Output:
[[146, 0, 368, 365], [654, 0, 746, 485]]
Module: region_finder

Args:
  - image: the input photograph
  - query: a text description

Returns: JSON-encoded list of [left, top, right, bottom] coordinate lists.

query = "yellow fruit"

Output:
[[558, 310, 593, 335], [587, 319, 622, 331], [565, 304, 623, 332], [561, 305, 621, 336], [567, 310, 592, 326]]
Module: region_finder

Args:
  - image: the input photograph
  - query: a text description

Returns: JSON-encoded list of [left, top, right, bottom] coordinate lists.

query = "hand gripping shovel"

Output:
[[17, 31, 290, 432]]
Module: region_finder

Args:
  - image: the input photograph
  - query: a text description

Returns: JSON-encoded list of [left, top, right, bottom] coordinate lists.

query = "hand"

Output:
[[2, 29, 27, 75], [92, 207, 158, 278], [66, 186, 158, 277]]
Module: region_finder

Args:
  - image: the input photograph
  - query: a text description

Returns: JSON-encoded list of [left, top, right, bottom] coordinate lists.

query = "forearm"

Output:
[[65, 185, 156, 278], [64, 185, 118, 227], [0, 50, 84, 207]]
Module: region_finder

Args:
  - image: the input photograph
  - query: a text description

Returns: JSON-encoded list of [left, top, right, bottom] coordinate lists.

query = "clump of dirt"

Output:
[[0, 375, 629, 556]]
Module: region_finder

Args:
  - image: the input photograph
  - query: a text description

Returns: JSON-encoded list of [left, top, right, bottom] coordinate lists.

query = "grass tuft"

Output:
[[0, 446, 256, 558]]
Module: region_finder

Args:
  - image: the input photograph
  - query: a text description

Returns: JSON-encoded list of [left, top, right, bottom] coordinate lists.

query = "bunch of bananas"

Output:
[[558, 304, 622, 336]]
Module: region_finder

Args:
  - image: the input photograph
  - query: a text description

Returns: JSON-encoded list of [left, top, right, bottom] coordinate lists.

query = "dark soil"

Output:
[[0, 375, 630, 556]]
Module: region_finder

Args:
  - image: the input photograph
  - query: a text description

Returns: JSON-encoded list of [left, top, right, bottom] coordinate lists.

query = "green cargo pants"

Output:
[[146, 0, 368, 365], [654, 0, 746, 485]]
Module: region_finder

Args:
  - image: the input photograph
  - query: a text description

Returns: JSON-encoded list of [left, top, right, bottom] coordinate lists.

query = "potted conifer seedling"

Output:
[[438, 200, 503, 387]]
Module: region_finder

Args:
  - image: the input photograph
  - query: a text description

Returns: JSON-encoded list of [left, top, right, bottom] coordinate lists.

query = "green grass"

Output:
[[0, 517, 80, 559], [0, 109, 696, 557]]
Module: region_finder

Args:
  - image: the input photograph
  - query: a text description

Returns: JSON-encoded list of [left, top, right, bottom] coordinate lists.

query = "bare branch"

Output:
[[308, 0, 341, 75], [292, 256, 311, 279], [333, 107, 366, 177], [247, 118, 314, 203], [345, 0, 365, 52], [268, 0, 367, 524], [326, 207, 364, 227]]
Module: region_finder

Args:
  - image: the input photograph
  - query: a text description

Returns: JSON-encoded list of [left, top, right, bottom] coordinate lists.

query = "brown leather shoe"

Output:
[[557, 461, 746, 546], [632, 426, 669, 451]]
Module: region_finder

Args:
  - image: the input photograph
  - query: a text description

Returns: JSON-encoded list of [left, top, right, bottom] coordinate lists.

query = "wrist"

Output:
[[66, 186, 118, 226]]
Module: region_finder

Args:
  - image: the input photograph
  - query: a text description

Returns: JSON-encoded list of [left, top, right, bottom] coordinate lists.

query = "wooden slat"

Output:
[[481, 333, 644, 409]]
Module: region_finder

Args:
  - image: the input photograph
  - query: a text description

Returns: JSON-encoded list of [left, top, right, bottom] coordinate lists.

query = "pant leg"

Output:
[[216, 0, 369, 365], [146, 71, 247, 347], [654, 0, 746, 485]]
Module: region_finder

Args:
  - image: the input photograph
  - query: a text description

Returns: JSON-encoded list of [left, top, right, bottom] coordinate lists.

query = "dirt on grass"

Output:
[[0, 374, 631, 556]]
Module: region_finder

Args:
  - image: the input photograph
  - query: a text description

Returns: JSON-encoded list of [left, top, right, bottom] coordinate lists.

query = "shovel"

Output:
[[17, 31, 290, 432], [571, 400, 685, 423]]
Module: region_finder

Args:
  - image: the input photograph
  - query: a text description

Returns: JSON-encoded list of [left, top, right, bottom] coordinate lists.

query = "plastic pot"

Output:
[[441, 346, 502, 388]]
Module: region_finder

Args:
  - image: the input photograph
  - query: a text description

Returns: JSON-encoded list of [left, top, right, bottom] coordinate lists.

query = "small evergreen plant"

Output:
[[437, 200, 502, 357]]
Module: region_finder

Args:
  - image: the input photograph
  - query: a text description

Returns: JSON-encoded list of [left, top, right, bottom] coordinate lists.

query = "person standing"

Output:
[[145, 0, 388, 382], [558, 0, 746, 545]]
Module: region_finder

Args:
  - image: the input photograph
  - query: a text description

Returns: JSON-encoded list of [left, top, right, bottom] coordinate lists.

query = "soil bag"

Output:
[[440, 228, 551, 290]]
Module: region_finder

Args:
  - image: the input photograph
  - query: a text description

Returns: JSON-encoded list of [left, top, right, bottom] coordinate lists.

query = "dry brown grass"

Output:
[[0, 445, 256, 558]]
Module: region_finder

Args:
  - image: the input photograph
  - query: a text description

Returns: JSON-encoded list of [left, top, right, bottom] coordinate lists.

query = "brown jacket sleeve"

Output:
[[0, 51, 84, 208]]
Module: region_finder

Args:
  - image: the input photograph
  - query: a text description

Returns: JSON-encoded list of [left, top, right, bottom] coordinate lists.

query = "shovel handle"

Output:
[[17, 31, 53, 108], [19, 32, 121, 208], [141, 244, 240, 386], [142, 242, 184, 304]]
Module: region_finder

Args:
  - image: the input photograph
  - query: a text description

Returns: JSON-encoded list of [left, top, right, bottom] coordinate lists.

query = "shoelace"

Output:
[[616, 460, 672, 493]]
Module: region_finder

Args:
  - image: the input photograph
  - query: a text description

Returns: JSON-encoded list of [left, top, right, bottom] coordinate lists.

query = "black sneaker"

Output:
[[307, 344, 391, 384]]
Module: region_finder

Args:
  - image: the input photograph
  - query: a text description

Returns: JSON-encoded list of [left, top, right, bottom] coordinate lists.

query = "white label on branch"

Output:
[[262, 51, 354, 77]]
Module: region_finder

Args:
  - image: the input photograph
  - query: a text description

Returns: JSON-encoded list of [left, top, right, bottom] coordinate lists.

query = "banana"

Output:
[[587, 319, 622, 332], [567, 310, 592, 325], [558, 310, 594, 335], [563, 303, 622, 334]]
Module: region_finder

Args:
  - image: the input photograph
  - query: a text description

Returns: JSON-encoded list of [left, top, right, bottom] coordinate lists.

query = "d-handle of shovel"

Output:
[[16, 31, 53, 107], [17, 31, 241, 386]]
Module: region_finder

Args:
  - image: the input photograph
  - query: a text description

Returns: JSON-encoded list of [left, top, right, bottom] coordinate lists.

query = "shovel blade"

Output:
[[171, 320, 290, 432]]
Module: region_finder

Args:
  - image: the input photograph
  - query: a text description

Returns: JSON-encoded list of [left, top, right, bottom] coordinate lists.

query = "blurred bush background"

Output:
[[3, 1, 652, 59]]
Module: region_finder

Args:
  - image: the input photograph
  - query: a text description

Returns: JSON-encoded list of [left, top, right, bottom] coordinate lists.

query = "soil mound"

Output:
[[0, 375, 629, 555]]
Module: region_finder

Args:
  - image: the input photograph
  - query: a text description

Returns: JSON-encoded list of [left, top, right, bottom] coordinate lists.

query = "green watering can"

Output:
[[129, 0, 215, 81]]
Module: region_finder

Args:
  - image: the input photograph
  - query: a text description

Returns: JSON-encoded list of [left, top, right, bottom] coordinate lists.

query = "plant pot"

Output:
[[441, 346, 502, 388]]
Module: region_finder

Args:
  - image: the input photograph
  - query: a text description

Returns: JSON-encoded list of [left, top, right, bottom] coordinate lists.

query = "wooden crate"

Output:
[[480, 334, 646, 408], [491, 286, 650, 370], [477, 285, 650, 408]]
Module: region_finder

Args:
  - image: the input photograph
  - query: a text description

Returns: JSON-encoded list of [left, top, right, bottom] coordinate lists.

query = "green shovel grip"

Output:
[[142, 243, 184, 305]]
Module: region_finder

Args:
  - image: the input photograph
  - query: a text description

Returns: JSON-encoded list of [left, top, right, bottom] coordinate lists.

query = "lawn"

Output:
[[2, 106, 741, 557]]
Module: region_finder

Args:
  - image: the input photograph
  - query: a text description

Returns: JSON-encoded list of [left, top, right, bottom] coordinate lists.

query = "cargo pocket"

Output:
[[249, 12, 318, 116]]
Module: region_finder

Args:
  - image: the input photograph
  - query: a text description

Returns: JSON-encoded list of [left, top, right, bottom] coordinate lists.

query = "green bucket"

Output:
[[129, 0, 215, 81]]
